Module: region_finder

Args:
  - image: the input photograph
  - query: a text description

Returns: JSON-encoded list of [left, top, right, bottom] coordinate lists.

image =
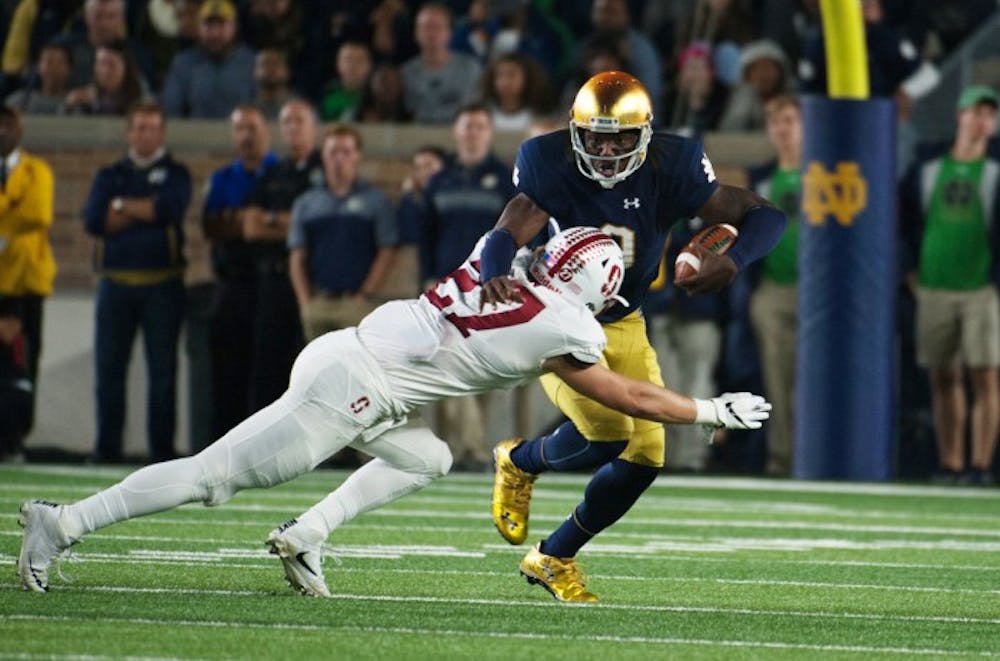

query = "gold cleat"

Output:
[[519, 543, 599, 603], [491, 439, 537, 545]]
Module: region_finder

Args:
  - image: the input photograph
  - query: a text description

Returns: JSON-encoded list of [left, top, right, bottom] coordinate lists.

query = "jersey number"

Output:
[[425, 269, 546, 337], [600, 223, 636, 268]]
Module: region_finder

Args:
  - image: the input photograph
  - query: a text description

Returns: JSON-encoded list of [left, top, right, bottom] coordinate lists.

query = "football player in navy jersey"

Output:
[[482, 71, 787, 601]]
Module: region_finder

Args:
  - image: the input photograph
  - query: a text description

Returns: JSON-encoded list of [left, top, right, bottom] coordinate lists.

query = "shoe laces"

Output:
[[52, 544, 79, 585], [318, 544, 343, 567]]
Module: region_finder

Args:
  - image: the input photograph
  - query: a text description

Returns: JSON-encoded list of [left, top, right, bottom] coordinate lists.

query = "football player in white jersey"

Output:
[[17, 226, 770, 597]]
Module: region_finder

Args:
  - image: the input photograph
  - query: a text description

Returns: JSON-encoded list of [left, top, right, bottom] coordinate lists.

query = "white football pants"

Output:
[[62, 330, 452, 541]]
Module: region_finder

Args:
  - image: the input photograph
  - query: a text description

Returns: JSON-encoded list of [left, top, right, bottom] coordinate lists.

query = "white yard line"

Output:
[[4, 465, 1000, 499], [0, 613, 996, 657], [4, 548, 997, 573], [0, 555, 996, 598], [7, 524, 1000, 555], [4, 489, 1000, 529], [5, 504, 998, 539]]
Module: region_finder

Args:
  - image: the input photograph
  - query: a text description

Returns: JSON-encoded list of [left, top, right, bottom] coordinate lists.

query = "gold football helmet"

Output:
[[569, 71, 653, 189]]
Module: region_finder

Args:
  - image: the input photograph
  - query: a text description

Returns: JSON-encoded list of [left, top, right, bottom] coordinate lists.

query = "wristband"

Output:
[[693, 398, 719, 425], [479, 228, 518, 281], [725, 205, 787, 271]]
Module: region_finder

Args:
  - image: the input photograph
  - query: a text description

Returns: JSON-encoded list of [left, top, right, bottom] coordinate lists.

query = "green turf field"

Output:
[[1, 464, 998, 660]]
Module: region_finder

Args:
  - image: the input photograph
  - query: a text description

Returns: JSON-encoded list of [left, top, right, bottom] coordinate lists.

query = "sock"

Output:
[[541, 459, 658, 558], [62, 456, 208, 539], [511, 421, 627, 474]]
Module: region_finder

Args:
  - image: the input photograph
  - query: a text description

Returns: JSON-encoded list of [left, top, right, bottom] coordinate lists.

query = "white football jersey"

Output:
[[357, 242, 606, 410]]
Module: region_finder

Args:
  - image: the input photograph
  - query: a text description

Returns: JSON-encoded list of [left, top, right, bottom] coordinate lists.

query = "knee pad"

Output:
[[362, 426, 453, 479], [193, 449, 276, 507], [426, 437, 453, 478]]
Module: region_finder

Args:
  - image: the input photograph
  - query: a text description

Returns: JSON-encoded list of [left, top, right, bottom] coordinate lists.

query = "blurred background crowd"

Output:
[[1, 0, 999, 484]]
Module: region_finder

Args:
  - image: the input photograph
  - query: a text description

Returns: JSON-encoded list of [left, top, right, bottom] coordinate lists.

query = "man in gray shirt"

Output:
[[161, 0, 256, 119], [401, 3, 482, 124]]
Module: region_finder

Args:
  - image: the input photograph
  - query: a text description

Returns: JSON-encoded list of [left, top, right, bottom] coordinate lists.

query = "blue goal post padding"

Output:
[[795, 96, 896, 480]]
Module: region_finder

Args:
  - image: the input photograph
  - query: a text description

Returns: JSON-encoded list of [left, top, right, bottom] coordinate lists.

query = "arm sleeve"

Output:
[[725, 205, 787, 271], [153, 164, 192, 226], [287, 196, 307, 250], [82, 169, 112, 236], [513, 140, 543, 201]]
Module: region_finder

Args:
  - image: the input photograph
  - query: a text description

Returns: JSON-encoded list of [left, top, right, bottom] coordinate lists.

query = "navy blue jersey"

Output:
[[514, 129, 718, 322]]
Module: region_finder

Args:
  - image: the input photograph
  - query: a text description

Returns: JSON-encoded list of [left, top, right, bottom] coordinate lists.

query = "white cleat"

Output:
[[17, 500, 74, 593], [266, 519, 331, 598]]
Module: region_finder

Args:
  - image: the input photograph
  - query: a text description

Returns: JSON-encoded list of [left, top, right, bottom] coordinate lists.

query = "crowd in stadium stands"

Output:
[[0, 0, 998, 483]]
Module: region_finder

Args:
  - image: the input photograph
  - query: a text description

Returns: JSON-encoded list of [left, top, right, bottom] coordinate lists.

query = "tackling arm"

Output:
[[541, 355, 771, 429], [479, 193, 551, 309]]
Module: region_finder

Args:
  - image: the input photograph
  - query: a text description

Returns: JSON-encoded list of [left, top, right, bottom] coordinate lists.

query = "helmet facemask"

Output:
[[569, 70, 654, 189], [570, 122, 651, 189]]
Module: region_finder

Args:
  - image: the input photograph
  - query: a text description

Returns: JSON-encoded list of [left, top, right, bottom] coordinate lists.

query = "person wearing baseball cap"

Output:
[[957, 84, 1000, 112], [161, 0, 254, 118], [199, 0, 237, 22], [899, 82, 1000, 487]]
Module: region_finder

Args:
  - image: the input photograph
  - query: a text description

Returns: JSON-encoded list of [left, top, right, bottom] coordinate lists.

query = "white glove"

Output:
[[693, 392, 772, 430]]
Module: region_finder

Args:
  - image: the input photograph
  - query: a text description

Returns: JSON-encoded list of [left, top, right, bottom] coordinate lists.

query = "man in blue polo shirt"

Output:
[[202, 104, 278, 438], [288, 124, 398, 341], [82, 102, 192, 463]]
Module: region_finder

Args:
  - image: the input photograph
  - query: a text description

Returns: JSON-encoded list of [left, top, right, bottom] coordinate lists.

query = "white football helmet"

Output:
[[569, 70, 654, 189], [529, 225, 628, 315]]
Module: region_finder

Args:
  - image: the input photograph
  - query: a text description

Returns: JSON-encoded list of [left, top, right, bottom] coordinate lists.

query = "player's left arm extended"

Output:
[[541, 355, 770, 429], [681, 184, 787, 294]]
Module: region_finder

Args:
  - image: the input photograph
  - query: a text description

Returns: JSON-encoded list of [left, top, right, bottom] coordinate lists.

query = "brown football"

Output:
[[674, 223, 739, 281]]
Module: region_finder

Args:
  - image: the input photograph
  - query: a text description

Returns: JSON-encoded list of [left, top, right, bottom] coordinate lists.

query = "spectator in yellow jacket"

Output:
[[0, 106, 56, 445]]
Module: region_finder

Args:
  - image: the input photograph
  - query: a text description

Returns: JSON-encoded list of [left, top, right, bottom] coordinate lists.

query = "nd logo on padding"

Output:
[[802, 161, 867, 226]]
